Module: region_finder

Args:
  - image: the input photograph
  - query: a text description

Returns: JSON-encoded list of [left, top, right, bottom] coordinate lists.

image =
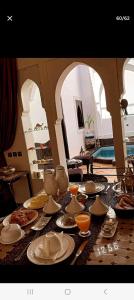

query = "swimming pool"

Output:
[[93, 145, 134, 163]]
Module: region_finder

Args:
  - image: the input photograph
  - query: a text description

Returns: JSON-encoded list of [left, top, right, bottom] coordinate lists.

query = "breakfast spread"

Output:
[[116, 194, 134, 209], [10, 209, 37, 226], [85, 181, 96, 193]]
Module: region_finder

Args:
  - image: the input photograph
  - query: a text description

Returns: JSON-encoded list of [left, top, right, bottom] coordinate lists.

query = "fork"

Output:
[[14, 230, 40, 262]]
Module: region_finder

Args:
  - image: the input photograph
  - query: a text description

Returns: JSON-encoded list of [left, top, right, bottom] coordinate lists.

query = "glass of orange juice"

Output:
[[69, 184, 79, 196], [75, 212, 91, 237]]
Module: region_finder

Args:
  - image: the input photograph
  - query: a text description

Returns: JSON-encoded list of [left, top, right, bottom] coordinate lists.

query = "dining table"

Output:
[[0, 182, 134, 266]]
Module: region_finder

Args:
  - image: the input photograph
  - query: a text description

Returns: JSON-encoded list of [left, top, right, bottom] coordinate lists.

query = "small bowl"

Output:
[[77, 193, 88, 204]]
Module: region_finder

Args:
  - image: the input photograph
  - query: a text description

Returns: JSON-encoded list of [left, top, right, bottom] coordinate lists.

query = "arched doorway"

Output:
[[121, 58, 134, 166], [21, 79, 53, 179], [56, 62, 115, 181]]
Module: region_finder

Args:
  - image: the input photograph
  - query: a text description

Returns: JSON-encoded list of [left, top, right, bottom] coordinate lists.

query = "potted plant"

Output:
[[84, 114, 95, 149], [84, 114, 95, 137]]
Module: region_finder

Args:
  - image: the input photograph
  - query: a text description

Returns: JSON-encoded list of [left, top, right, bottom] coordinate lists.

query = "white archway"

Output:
[[122, 58, 134, 139], [21, 79, 51, 177], [55, 61, 111, 169]]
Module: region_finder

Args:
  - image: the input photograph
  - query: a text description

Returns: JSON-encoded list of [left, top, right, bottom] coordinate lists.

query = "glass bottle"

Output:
[[44, 169, 58, 197], [55, 165, 69, 193]]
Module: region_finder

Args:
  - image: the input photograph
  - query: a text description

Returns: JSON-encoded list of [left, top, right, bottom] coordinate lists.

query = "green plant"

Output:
[[84, 114, 94, 129]]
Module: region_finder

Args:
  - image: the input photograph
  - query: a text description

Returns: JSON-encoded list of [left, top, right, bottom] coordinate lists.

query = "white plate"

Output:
[[56, 215, 77, 229], [3, 210, 38, 228], [27, 233, 75, 265], [23, 196, 48, 209], [79, 183, 105, 195], [0, 229, 25, 244]]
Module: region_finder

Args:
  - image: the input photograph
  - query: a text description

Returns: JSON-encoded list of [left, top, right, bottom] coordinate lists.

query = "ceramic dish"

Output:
[[0, 229, 25, 244], [65, 203, 85, 214], [23, 195, 48, 209], [111, 194, 134, 217], [56, 215, 77, 229], [3, 210, 38, 227], [27, 233, 75, 265], [43, 206, 61, 215], [99, 220, 118, 238], [77, 193, 88, 203], [89, 204, 109, 216], [79, 183, 105, 195]]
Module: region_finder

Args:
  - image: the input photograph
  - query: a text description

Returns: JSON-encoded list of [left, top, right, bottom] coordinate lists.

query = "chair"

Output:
[[83, 173, 108, 183], [0, 181, 17, 218], [68, 167, 83, 182]]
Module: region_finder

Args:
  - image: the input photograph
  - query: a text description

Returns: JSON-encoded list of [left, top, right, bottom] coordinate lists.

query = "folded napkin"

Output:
[[34, 231, 64, 261]]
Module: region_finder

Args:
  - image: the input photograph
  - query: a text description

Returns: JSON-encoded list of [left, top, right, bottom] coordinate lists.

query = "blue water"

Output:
[[93, 145, 134, 160]]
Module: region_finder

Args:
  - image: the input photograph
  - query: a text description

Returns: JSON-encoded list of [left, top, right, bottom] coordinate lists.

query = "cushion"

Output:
[[68, 168, 83, 182]]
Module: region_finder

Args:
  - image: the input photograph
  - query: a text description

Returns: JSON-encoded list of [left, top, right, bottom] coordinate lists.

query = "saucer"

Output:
[[56, 215, 77, 229], [0, 229, 25, 244]]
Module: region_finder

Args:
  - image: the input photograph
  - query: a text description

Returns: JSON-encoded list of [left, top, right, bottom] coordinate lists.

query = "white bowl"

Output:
[[1, 224, 21, 243]]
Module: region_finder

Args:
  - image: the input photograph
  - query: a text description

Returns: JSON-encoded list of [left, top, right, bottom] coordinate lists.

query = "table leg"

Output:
[[8, 182, 15, 197], [90, 163, 93, 174], [26, 173, 33, 197], [87, 164, 89, 174]]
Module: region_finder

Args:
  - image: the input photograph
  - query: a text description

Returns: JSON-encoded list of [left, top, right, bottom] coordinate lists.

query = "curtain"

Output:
[[0, 58, 18, 167]]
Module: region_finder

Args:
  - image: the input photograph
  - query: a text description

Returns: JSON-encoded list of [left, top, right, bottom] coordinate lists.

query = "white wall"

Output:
[[61, 65, 95, 158], [124, 115, 134, 137], [99, 119, 113, 138], [61, 64, 114, 158]]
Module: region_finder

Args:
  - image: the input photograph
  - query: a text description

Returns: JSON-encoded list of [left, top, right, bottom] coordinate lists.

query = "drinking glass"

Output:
[[75, 212, 91, 237], [69, 184, 79, 196]]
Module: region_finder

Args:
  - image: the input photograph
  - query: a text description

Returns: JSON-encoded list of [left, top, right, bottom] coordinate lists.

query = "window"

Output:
[[124, 69, 134, 114], [75, 100, 84, 129]]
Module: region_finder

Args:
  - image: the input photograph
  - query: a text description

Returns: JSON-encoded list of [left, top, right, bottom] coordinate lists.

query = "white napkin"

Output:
[[34, 231, 64, 261]]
